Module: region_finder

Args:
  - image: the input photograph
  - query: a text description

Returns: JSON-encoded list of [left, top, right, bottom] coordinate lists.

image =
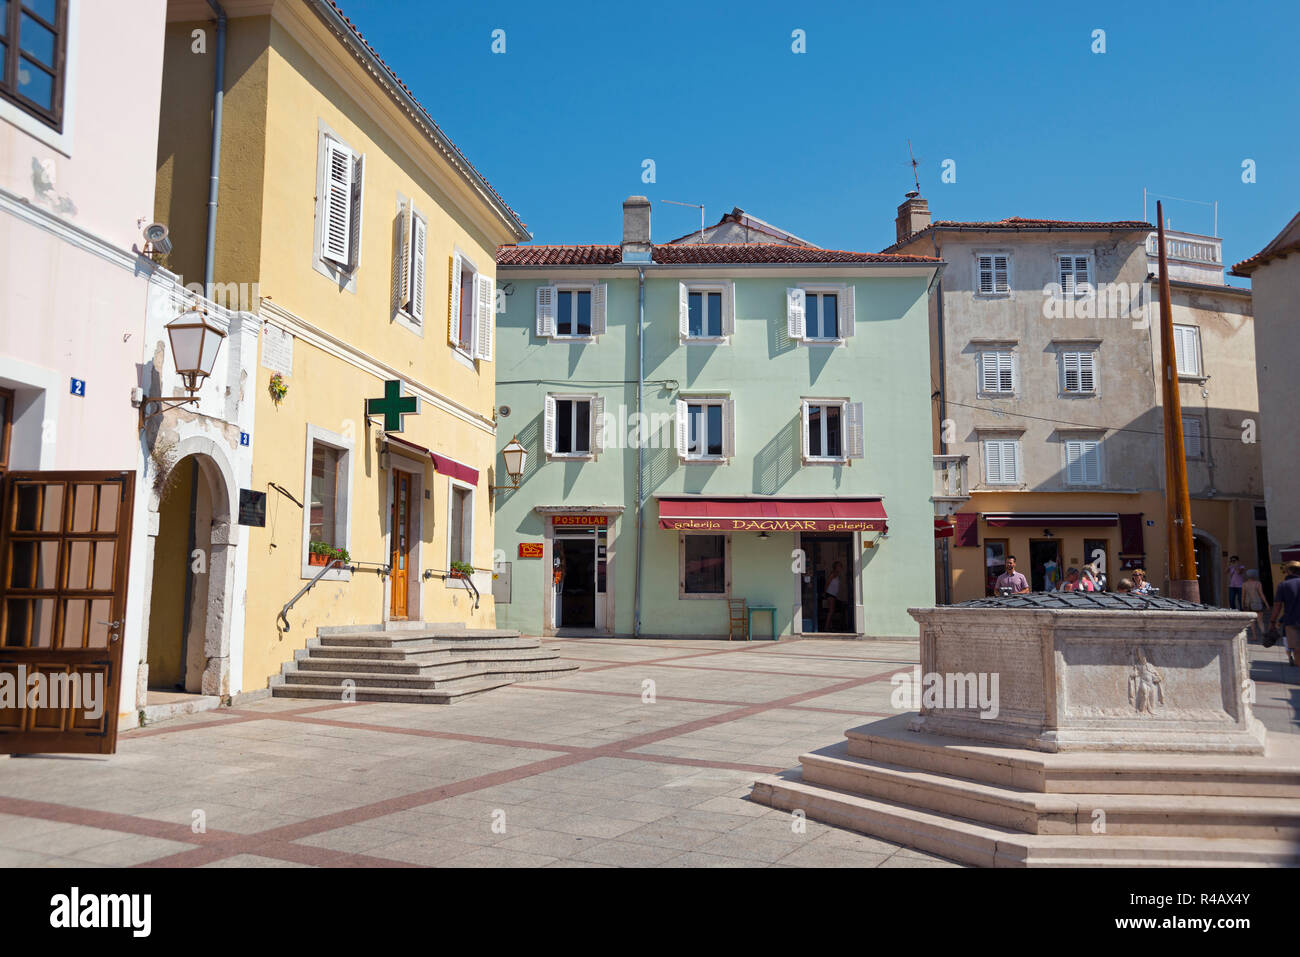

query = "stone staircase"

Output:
[[270, 622, 578, 704], [751, 713, 1300, 867]]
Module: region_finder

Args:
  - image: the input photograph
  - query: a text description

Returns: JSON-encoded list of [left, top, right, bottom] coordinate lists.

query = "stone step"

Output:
[[800, 744, 1300, 838], [295, 652, 569, 675], [316, 634, 539, 651], [316, 627, 522, 643], [271, 678, 513, 705], [285, 660, 579, 690], [751, 774, 1300, 867], [845, 714, 1300, 797], [306, 643, 554, 662]]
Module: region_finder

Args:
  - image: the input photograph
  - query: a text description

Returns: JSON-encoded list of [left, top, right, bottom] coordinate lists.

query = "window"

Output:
[[448, 483, 473, 569], [1057, 254, 1093, 296], [536, 283, 607, 339], [786, 285, 855, 342], [975, 253, 1010, 296], [1182, 415, 1203, 459], [678, 282, 734, 340], [302, 425, 353, 579], [983, 439, 1020, 485], [0, 0, 68, 131], [680, 534, 729, 597], [0, 387, 12, 474], [1064, 438, 1102, 486], [395, 201, 427, 324], [448, 250, 494, 361], [544, 394, 604, 457], [801, 399, 864, 462], [980, 351, 1015, 394], [675, 397, 734, 461], [1173, 324, 1202, 378], [315, 130, 364, 277], [1061, 351, 1096, 394]]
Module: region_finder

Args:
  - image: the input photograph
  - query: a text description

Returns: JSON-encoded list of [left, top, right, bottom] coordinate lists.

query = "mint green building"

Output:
[[491, 198, 941, 639]]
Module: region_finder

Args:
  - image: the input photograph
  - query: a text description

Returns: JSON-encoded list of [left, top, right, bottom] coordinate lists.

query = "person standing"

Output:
[[1243, 569, 1269, 643], [1269, 561, 1300, 670], [1227, 556, 1246, 610], [823, 561, 844, 632], [995, 555, 1031, 594]]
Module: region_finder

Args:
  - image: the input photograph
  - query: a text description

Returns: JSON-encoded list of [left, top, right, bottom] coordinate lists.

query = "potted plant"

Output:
[[449, 560, 475, 580], [308, 541, 332, 567], [330, 546, 351, 566]]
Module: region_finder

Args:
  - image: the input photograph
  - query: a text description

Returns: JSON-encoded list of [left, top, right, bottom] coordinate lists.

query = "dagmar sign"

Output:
[[658, 518, 884, 532]]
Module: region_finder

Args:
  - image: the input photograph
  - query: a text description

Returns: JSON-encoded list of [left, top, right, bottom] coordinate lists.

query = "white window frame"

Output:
[[974, 251, 1012, 298], [544, 392, 603, 460], [448, 248, 494, 365], [393, 194, 428, 336], [1060, 349, 1098, 395], [1054, 252, 1095, 299], [679, 281, 735, 343], [978, 350, 1017, 396], [678, 531, 732, 599], [1173, 324, 1203, 379], [445, 478, 476, 589], [800, 398, 865, 464], [301, 423, 354, 581], [536, 282, 607, 340], [312, 121, 365, 292], [676, 394, 734, 463], [1182, 414, 1204, 459], [790, 283, 855, 344], [982, 437, 1021, 486], [1062, 435, 1104, 486]]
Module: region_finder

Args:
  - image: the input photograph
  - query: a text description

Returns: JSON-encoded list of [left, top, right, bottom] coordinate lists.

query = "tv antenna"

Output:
[[907, 140, 922, 196], [661, 199, 705, 242]]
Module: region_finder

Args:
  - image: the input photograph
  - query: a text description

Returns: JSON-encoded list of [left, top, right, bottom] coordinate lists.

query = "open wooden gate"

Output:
[[0, 471, 134, 754]]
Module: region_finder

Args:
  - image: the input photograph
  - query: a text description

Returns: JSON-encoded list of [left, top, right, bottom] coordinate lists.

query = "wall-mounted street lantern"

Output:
[[490, 436, 528, 495], [138, 309, 227, 427]]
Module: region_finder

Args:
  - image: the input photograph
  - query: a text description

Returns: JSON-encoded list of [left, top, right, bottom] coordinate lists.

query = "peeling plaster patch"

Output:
[[30, 156, 77, 215]]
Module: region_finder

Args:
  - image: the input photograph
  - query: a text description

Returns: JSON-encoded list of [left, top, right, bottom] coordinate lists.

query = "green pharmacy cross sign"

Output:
[[366, 379, 420, 432]]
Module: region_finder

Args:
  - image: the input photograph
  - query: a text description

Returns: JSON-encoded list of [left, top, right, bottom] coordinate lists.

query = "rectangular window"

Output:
[[983, 439, 1020, 485], [0, 0, 67, 131], [681, 534, 728, 596], [805, 292, 839, 339], [688, 402, 724, 457], [554, 398, 592, 455], [396, 203, 427, 324], [1057, 255, 1093, 296], [449, 485, 472, 566], [1061, 351, 1096, 394], [976, 253, 1010, 295], [806, 403, 843, 458], [556, 289, 592, 337], [688, 291, 723, 338], [980, 351, 1015, 394], [1173, 324, 1202, 377], [1064, 439, 1102, 486], [1182, 415, 1203, 459], [309, 444, 341, 545], [459, 263, 475, 347]]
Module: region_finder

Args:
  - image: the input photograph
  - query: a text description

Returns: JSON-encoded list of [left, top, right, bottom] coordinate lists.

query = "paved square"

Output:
[[0, 636, 1293, 867]]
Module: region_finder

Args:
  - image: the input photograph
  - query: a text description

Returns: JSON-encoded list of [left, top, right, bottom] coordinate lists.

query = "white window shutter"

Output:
[[840, 286, 856, 338], [1084, 441, 1101, 484], [1065, 440, 1084, 484], [1079, 352, 1094, 392], [800, 401, 811, 459], [981, 353, 998, 392], [1003, 442, 1019, 483], [1183, 416, 1202, 458], [1059, 256, 1074, 296], [978, 255, 993, 294], [398, 203, 411, 310], [1063, 353, 1078, 392], [678, 282, 690, 338], [985, 441, 1002, 484], [591, 283, 607, 336], [321, 139, 352, 265], [1001, 353, 1014, 392], [1075, 257, 1091, 292], [410, 214, 426, 322], [721, 398, 735, 459], [591, 395, 605, 453], [845, 401, 864, 459], [721, 283, 735, 337], [475, 274, 493, 360], [347, 154, 364, 270], [786, 288, 806, 340], [994, 255, 1008, 293], [675, 399, 689, 458], [448, 252, 463, 347], [535, 285, 555, 338], [544, 396, 556, 455]]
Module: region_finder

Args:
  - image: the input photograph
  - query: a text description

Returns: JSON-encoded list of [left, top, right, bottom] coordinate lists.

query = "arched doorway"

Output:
[[146, 453, 227, 694]]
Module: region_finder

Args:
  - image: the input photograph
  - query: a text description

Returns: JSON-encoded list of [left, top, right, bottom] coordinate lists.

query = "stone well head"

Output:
[[908, 592, 1265, 754]]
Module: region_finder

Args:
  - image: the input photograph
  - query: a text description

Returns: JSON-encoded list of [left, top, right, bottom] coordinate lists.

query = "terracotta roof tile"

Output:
[[496, 243, 940, 266]]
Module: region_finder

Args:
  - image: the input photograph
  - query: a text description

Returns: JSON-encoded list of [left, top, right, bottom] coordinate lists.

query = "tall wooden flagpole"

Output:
[[1155, 201, 1200, 602]]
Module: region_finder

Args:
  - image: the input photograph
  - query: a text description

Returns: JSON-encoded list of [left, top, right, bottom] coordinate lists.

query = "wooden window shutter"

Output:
[[1066, 439, 1084, 484], [1182, 416, 1202, 458], [410, 213, 427, 322], [981, 353, 999, 392], [536, 285, 555, 337], [1058, 255, 1074, 296], [448, 252, 463, 347], [721, 399, 735, 459], [591, 283, 607, 336], [994, 255, 1008, 293], [845, 401, 865, 459], [1079, 352, 1095, 392], [475, 274, 493, 360], [786, 288, 806, 340], [984, 440, 1002, 484], [1075, 256, 1090, 291], [591, 395, 605, 454], [800, 400, 811, 459], [721, 283, 735, 337], [398, 202, 411, 311], [1083, 441, 1101, 484], [1002, 441, 1018, 483], [321, 139, 353, 265], [678, 282, 690, 338], [840, 286, 856, 338], [978, 255, 993, 294], [543, 396, 557, 455], [347, 153, 364, 270], [675, 399, 689, 458]]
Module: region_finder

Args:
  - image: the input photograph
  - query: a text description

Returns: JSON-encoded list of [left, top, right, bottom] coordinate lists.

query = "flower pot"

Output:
[[309, 552, 329, 567]]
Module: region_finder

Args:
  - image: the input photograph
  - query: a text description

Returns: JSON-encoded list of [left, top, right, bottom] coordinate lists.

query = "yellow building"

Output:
[[153, 0, 528, 694]]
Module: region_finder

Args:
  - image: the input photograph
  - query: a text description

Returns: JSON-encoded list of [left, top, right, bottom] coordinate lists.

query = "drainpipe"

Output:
[[633, 266, 646, 636], [203, 0, 227, 292]]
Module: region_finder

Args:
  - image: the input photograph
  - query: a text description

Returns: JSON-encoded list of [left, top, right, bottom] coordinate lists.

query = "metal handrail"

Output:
[[422, 566, 481, 610], [278, 559, 342, 632]]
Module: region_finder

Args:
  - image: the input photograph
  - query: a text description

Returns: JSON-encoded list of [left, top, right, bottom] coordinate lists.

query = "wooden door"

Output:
[[389, 471, 410, 619], [0, 471, 135, 754]]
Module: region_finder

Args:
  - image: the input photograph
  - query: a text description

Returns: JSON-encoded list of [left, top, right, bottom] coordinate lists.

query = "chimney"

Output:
[[621, 195, 652, 262], [895, 191, 931, 244]]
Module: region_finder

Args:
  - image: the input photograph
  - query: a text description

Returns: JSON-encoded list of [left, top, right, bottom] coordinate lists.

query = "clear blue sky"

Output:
[[339, 0, 1297, 273]]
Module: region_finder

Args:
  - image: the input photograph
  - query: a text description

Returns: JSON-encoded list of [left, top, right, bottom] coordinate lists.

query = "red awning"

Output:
[[431, 453, 478, 486], [658, 498, 886, 532], [983, 512, 1118, 529], [1282, 547, 1300, 563], [934, 518, 954, 539]]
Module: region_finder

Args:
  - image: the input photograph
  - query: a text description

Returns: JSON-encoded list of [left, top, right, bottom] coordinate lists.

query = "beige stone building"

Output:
[[1232, 210, 1300, 579], [889, 194, 1265, 603]]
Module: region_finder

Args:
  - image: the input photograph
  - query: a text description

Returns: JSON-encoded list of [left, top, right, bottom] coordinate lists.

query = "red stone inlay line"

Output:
[[511, 682, 895, 718]]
